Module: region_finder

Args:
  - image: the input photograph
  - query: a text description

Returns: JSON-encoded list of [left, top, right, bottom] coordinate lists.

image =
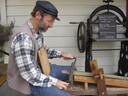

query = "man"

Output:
[[7, 1, 75, 96]]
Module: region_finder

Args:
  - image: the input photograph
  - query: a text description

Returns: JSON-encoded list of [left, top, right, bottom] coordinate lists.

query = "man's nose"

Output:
[[49, 23, 53, 28]]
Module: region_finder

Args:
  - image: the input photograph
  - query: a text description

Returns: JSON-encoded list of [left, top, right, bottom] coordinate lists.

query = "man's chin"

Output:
[[43, 29, 48, 32], [39, 28, 48, 33]]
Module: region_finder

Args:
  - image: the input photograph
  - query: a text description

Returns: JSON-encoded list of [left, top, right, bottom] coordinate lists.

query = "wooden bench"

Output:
[[66, 83, 128, 95]]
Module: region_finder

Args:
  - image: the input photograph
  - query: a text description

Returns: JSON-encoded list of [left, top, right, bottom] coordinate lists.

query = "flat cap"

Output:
[[34, 1, 60, 21]]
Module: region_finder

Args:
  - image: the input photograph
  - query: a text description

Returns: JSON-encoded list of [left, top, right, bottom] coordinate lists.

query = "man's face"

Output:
[[39, 14, 55, 32]]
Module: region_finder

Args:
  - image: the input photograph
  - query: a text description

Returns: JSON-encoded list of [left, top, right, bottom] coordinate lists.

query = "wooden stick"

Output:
[[62, 70, 94, 77], [84, 82, 88, 90], [69, 22, 80, 24], [90, 60, 98, 73]]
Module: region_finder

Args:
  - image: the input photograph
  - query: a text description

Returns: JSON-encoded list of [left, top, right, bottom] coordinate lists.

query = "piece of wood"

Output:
[[90, 60, 107, 96], [62, 70, 94, 76], [95, 68, 108, 96], [38, 46, 51, 75], [62, 70, 128, 80], [84, 82, 88, 90], [74, 75, 128, 87], [69, 22, 80, 24], [90, 60, 108, 96], [66, 83, 128, 95], [90, 60, 98, 73]]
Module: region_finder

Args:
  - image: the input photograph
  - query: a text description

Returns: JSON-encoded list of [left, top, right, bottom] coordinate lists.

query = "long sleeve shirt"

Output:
[[11, 20, 61, 87]]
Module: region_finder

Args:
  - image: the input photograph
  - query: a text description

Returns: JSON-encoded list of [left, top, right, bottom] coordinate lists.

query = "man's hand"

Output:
[[55, 80, 69, 90], [60, 52, 74, 60]]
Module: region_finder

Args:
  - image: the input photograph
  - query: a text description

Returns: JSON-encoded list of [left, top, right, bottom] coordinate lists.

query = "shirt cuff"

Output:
[[56, 50, 62, 57], [50, 76, 57, 86]]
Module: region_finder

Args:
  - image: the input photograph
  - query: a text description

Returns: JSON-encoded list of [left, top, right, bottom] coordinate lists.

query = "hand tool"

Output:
[[68, 57, 77, 89]]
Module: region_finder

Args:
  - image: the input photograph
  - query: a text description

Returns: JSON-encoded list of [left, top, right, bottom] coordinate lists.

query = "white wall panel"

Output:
[[7, 16, 87, 26], [49, 59, 118, 74], [7, 0, 126, 6], [48, 55, 119, 66], [7, 5, 126, 16], [93, 42, 121, 49], [44, 37, 77, 47]]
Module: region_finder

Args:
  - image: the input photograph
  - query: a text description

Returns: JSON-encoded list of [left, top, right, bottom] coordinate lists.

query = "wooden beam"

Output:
[[62, 70, 95, 77], [94, 68, 108, 96], [62, 70, 128, 80], [90, 60, 98, 73], [74, 75, 128, 88]]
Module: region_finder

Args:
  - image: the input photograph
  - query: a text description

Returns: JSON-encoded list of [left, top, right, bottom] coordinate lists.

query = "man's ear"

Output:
[[35, 11, 42, 20]]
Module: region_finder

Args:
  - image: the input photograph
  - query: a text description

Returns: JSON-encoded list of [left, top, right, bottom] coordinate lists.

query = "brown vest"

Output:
[[7, 22, 37, 95]]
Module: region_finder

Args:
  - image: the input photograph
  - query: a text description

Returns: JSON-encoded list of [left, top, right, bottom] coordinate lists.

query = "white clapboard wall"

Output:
[[2, 0, 126, 74]]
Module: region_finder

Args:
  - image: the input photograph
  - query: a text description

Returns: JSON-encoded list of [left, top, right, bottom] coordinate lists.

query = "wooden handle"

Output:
[[69, 22, 80, 24]]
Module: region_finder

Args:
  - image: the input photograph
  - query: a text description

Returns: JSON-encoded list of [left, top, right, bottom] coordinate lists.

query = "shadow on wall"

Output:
[[0, 82, 26, 96]]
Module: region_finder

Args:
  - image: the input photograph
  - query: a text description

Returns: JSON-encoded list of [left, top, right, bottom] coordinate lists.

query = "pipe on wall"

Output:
[[126, 0, 128, 18]]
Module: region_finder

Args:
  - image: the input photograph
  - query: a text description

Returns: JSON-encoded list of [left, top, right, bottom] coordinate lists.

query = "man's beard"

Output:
[[38, 19, 48, 32]]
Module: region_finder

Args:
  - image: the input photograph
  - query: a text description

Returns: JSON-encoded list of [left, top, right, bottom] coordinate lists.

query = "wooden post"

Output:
[[126, 0, 128, 18]]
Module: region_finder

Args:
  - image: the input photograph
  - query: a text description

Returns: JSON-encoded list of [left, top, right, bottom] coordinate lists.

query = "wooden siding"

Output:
[[2, 0, 127, 74]]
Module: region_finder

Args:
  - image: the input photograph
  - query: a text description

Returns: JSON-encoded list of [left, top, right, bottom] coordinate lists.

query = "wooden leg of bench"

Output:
[[84, 82, 88, 90]]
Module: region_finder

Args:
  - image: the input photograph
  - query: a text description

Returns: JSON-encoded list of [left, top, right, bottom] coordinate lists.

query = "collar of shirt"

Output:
[[27, 20, 44, 40], [27, 20, 45, 50]]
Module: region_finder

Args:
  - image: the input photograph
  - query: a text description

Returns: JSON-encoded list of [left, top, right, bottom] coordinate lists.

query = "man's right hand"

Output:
[[55, 80, 69, 90]]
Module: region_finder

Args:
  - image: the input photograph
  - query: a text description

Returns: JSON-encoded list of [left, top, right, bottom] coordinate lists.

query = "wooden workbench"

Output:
[[0, 63, 128, 95], [66, 82, 128, 95]]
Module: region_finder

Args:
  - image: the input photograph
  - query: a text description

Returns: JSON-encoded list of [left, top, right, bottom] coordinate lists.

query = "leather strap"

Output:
[[38, 46, 51, 75]]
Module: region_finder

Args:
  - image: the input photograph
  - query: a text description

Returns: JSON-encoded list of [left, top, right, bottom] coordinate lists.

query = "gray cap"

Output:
[[34, 1, 60, 21]]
